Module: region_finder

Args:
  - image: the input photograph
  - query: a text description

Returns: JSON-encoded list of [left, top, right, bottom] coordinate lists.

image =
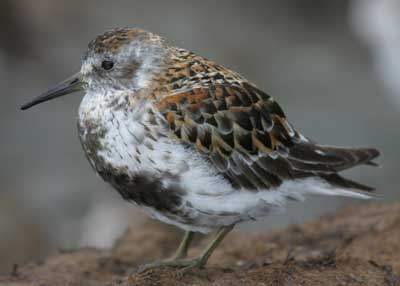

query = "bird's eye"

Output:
[[101, 60, 114, 70]]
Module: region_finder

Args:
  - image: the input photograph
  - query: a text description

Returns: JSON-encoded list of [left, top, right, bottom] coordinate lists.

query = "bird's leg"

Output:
[[170, 230, 194, 260], [178, 224, 234, 275], [135, 231, 194, 273], [136, 225, 234, 275]]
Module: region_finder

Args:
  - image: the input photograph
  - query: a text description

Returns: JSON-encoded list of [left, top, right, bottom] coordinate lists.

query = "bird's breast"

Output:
[[77, 92, 192, 208]]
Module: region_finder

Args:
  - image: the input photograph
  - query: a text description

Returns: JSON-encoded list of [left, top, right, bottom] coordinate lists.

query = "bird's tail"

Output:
[[289, 143, 380, 192]]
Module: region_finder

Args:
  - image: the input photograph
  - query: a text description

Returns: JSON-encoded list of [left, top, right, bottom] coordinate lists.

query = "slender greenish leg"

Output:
[[178, 224, 235, 275], [136, 231, 195, 273], [171, 231, 194, 260], [136, 225, 234, 275]]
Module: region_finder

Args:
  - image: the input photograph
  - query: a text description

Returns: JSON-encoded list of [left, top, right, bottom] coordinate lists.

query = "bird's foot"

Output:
[[135, 258, 188, 273], [176, 257, 206, 276], [135, 257, 206, 276]]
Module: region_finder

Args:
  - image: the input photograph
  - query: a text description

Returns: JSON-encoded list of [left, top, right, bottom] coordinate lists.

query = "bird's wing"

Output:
[[154, 82, 379, 191]]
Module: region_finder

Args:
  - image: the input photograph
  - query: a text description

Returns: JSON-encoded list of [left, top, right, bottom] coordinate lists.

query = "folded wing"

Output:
[[155, 81, 380, 193]]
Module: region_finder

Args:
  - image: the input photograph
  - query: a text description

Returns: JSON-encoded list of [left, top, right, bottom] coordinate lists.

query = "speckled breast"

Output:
[[77, 93, 189, 214]]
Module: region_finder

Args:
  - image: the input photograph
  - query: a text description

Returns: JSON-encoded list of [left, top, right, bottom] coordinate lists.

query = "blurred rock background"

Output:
[[0, 0, 398, 275]]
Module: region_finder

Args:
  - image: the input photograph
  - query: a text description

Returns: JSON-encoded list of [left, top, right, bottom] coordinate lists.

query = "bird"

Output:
[[21, 28, 380, 274]]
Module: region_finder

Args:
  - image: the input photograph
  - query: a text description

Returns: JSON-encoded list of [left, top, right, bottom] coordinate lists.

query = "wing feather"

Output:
[[156, 83, 299, 189], [154, 57, 379, 192]]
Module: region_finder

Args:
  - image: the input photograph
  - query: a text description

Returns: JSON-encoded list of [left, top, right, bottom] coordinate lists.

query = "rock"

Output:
[[2, 202, 400, 286]]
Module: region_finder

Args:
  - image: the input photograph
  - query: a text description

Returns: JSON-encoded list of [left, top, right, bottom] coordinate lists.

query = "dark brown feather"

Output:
[[153, 49, 380, 192]]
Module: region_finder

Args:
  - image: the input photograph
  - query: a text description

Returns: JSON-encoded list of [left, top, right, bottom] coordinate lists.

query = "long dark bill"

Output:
[[21, 72, 84, 110]]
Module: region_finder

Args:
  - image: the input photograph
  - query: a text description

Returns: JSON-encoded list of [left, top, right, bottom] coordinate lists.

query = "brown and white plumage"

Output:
[[154, 56, 379, 192], [81, 29, 380, 228], [21, 27, 380, 272], [70, 28, 381, 233]]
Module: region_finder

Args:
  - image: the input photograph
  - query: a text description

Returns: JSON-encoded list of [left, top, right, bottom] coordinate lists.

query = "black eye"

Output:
[[101, 60, 114, 70]]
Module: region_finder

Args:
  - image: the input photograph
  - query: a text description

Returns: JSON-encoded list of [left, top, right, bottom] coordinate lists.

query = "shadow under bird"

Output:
[[21, 28, 380, 275]]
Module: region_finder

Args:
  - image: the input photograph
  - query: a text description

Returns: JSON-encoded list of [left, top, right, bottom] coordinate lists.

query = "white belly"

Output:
[[77, 92, 247, 233]]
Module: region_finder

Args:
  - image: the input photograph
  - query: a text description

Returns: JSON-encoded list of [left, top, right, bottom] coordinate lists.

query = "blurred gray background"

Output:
[[0, 0, 398, 274]]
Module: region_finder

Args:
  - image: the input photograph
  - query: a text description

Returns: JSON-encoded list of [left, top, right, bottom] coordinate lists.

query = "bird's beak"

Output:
[[21, 72, 84, 110]]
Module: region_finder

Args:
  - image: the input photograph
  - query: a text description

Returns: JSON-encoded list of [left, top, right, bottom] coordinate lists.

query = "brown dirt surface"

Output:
[[1, 202, 400, 286]]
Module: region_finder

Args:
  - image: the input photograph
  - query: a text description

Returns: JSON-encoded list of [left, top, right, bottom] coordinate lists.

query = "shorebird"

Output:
[[21, 28, 380, 274]]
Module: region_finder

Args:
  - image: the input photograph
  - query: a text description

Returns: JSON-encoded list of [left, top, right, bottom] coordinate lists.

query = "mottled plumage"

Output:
[[74, 28, 380, 232], [21, 28, 380, 273]]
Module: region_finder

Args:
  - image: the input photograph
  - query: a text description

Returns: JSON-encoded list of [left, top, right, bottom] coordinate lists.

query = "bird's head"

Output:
[[21, 28, 168, 110]]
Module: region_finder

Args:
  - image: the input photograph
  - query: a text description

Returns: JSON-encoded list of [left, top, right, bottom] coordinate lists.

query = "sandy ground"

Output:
[[1, 202, 400, 286]]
